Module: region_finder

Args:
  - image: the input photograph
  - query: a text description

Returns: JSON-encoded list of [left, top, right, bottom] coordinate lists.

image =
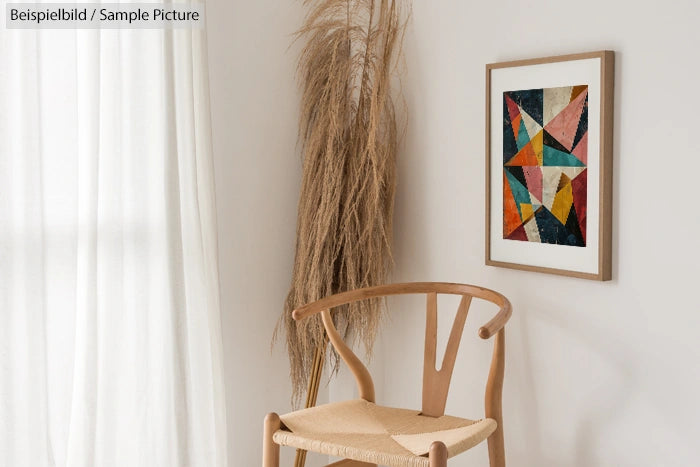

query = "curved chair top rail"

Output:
[[292, 282, 512, 339]]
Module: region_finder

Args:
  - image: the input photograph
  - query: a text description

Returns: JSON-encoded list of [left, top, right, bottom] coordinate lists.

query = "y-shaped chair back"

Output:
[[292, 282, 511, 465]]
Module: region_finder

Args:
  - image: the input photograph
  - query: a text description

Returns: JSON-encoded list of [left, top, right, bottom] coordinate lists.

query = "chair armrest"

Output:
[[478, 298, 512, 339], [294, 306, 376, 403]]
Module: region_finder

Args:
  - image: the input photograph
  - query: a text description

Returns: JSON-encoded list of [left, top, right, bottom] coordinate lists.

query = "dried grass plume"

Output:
[[277, 0, 408, 404]]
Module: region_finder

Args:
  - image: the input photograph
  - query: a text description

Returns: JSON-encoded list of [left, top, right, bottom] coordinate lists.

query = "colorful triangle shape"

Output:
[[519, 106, 542, 142], [505, 141, 539, 167], [543, 145, 585, 167], [543, 89, 588, 151]]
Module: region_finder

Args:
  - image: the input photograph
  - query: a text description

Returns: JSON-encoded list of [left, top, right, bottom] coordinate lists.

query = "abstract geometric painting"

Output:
[[487, 51, 614, 280], [502, 85, 588, 247]]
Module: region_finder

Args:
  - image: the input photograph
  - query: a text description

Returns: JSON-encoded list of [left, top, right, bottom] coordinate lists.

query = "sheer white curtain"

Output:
[[0, 5, 227, 467]]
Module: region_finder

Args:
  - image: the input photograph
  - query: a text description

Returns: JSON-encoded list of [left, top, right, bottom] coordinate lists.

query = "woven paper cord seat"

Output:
[[273, 399, 497, 467]]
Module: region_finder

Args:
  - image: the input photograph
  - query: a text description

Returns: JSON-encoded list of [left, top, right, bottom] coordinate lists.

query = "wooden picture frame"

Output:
[[485, 51, 614, 280]]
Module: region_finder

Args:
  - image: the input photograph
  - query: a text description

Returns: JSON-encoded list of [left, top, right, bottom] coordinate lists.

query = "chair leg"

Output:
[[263, 412, 281, 467], [485, 329, 506, 467], [428, 441, 447, 467], [487, 426, 505, 467]]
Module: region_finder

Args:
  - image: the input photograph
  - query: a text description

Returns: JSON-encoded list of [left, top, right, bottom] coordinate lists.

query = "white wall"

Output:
[[206, 1, 331, 466], [377, 1, 700, 466]]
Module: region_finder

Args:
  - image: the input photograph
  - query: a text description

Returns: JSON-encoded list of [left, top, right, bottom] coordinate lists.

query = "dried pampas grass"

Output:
[[278, 0, 407, 404]]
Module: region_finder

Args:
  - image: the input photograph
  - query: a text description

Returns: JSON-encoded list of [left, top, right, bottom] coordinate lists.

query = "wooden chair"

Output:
[[263, 282, 512, 467]]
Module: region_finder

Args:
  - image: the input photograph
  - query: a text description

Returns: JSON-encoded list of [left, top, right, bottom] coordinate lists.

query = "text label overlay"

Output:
[[6, 3, 205, 29]]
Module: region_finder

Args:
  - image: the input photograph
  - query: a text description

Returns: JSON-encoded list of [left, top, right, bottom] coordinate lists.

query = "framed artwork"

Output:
[[485, 51, 614, 280]]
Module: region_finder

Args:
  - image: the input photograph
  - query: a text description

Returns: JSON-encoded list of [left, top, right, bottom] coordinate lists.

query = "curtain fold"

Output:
[[0, 4, 227, 467]]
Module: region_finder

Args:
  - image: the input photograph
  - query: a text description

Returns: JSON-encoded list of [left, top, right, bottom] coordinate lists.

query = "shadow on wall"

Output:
[[611, 52, 623, 282]]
